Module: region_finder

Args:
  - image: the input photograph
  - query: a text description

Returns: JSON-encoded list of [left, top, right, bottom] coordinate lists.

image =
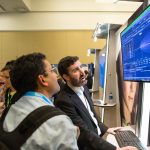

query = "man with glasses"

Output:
[[3, 53, 79, 150]]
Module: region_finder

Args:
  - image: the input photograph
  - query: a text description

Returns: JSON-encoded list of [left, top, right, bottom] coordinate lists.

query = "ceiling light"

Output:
[[113, 0, 119, 3], [96, 0, 111, 2], [96, 0, 114, 3], [96, 0, 119, 3]]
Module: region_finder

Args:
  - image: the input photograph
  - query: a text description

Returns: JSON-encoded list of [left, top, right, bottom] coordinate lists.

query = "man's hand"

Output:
[[117, 146, 138, 150], [107, 127, 123, 135]]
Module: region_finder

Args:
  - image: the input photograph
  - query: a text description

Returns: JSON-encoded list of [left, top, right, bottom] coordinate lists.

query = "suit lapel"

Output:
[[72, 94, 90, 114], [65, 85, 96, 123]]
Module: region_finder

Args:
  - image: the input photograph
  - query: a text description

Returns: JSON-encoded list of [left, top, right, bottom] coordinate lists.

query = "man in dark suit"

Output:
[[54, 56, 137, 150]]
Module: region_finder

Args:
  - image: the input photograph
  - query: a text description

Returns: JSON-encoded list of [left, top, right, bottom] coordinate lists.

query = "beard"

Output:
[[70, 75, 87, 87]]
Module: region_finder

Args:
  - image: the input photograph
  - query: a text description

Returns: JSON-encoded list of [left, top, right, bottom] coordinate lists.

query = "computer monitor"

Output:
[[99, 51, 106, 100], [119, 5, 150, 147], [120, 5, 150, 82]]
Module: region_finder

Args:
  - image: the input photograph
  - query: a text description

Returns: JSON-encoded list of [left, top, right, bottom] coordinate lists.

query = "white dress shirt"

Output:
[[68, 85, 101, 135]]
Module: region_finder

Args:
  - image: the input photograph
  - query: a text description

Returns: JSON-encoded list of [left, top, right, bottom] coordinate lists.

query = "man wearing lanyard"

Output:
[[3, 53, 79, 150], [54, 56, 138, 150]]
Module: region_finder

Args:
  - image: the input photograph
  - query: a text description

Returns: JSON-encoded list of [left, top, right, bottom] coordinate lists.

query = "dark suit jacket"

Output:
[[54, 84, 116, 150]]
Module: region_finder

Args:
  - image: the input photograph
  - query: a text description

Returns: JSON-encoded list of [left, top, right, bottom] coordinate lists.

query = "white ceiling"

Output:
[[0, 0, 142, 13], [0, 0, 143, 30]]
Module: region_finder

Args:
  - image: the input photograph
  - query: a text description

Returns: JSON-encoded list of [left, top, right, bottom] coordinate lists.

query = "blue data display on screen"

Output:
[[99, 54, 105, 88], [121, 5, 150, 81]]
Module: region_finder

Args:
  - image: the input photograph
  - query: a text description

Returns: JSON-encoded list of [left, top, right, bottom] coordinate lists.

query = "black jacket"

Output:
[[54, 84, 116, 150]]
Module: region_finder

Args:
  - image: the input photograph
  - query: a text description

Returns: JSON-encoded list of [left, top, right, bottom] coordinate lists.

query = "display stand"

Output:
[[92, 24, 120, 124]]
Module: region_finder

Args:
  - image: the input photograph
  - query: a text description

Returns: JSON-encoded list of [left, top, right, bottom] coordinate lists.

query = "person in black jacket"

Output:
[[84, 70, 93, 89], [54, 56, 137, 150]]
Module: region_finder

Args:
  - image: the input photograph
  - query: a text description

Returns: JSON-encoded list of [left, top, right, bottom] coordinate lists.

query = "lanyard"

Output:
[[24, 91, 53, 105]]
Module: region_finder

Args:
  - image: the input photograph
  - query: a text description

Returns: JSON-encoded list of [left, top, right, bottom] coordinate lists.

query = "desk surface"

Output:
[[93, 101, 116, 107], [106, 126, 150, 150]]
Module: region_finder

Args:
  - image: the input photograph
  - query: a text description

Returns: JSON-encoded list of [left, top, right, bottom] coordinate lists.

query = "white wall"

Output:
[[0, 12, 133, 31]]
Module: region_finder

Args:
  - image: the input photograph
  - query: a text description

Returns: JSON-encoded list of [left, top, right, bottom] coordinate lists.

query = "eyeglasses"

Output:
[[51, 67, 58, 75], [44, 67, 58, 76]]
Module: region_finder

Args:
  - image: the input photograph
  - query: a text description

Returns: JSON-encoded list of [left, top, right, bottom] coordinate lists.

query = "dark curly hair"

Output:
[[1, 60, 15, 72], [58, 56, 79, 77], [10, 53, 46, 93]]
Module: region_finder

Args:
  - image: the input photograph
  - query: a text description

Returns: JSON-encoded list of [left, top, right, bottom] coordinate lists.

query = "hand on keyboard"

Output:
[[116, 146, 138, 150], [107, 126, 123, 135]]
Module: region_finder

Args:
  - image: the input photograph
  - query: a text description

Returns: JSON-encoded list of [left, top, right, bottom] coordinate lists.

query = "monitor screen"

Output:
[[99, 51, 106, 100], [121, 5, 150, 81]]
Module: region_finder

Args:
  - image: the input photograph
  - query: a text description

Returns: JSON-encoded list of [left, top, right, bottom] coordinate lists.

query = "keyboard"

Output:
[[115, 130, 146, 150]]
